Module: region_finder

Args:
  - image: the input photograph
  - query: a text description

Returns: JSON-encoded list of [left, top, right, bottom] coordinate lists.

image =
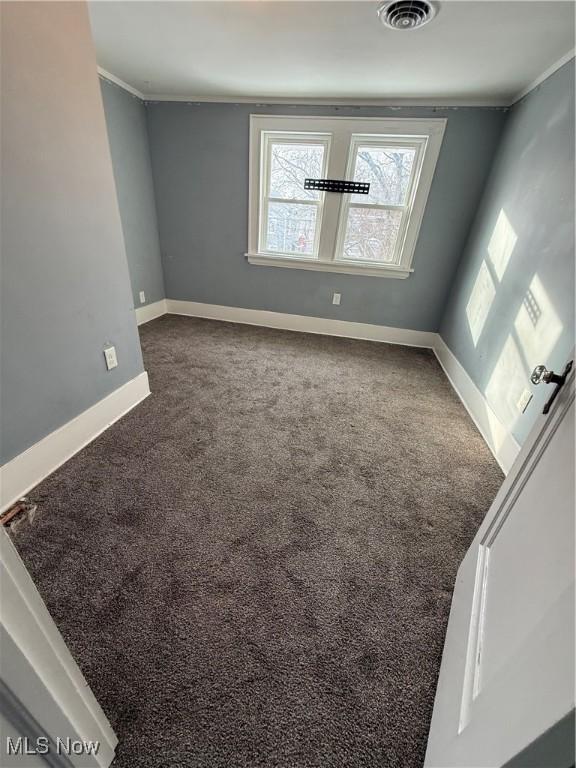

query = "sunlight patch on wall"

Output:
[[466, 261, 497, 346], [485, 406, 509, 456], [484, 274, 563, 434], [486, 335, 526, 432], [488, 210, 517, 281], [466, 210, 517, 348], [514, 274, 563, 369]]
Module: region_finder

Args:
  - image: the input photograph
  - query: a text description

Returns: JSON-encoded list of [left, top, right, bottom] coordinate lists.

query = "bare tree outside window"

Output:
[[264, 141, 418, 260], [250, 116, 445, 277], [352, 146, 415, 205], [269, 144, 323, 201], [342, 145, 416, 262], [265, 143, 324, 254]]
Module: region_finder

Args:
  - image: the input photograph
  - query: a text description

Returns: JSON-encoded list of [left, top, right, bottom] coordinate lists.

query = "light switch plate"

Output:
[[139, 291, 146, 304], [332, 292, 341, 306], [104, 346, 118, 371], [517, 388, 533, 413]]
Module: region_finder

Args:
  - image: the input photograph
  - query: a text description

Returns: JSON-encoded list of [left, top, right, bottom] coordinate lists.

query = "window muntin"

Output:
[[259, 133, 330, 258], [248, 116, 446, 278]]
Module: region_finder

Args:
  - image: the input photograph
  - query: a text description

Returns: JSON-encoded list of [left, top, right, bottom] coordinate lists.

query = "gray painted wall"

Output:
[[0, 1, 144, 465], [440, 60, 575, 445], [145, 103, 507, 331], [504, 710, 575, 768], [100, 78, 165, 307]]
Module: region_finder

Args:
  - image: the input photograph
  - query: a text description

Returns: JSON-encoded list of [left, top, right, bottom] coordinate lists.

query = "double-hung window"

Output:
[[248, 116, 446, 278]]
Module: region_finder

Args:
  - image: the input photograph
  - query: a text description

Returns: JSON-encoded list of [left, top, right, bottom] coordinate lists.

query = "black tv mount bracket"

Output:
[[304, 179, 370, 195]]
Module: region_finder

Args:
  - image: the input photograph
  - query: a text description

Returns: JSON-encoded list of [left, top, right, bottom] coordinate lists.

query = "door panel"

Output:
[[426, 362, 575, 768], [480, 404, 574, 691]]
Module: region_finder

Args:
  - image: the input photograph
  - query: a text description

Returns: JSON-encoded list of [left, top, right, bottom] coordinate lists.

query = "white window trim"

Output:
[[247, 115, 446, 279]]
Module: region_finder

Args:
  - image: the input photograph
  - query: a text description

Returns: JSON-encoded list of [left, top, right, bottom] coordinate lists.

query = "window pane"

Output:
[[269, 143, 324, 201], [266, 202, 318, 255], [341, 207, 402, 263], [351, 145, 416, 205]]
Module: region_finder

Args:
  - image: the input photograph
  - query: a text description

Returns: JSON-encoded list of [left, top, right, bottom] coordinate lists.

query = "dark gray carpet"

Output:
[[12, 316, 503, 768]]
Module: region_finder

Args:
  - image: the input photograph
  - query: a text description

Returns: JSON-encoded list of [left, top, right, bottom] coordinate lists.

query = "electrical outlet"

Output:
[[332, 292, 341, 306], [139, 291, 146, 304], [104, 346, 118, 371], [517, 388, 533, 413]]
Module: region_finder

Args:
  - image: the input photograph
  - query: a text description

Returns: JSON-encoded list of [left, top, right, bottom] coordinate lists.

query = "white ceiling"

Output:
[[88, 1, 575, 105]]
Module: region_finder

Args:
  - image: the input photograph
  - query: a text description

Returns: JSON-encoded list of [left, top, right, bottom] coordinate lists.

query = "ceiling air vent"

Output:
[[377, 0, 437, 30]]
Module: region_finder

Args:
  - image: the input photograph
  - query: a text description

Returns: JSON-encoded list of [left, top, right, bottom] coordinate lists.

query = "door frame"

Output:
[[0, 528, 118, 767]]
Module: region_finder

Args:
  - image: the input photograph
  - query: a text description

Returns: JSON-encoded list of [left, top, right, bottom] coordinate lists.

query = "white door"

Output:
[[0, 528, 118, 767], [425, 359, 575, 768]]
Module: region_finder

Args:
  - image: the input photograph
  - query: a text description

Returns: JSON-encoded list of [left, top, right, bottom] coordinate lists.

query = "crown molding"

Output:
[[95, 66, 509, 108], [511, 48, 575, 105], [143, 92, 510, 107], [97, 49, 575, 110], [97, 67, 145, 100]]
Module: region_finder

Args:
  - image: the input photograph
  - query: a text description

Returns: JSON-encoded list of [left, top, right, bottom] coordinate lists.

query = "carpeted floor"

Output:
[[12, 316, 503, 768]]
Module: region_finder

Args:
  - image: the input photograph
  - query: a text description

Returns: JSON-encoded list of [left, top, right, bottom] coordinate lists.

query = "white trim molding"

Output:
[[97, 67, 145, 101], [135, 299, 167, 325], [98, 51, 574, 111], [1, 531, 118, 767], [511, 49, 575, 105], [145, 94, 510, 107], [95, 68, 508, 107], [165, 301, 520, 472], [248, 115, 446, 279], [165, 299, 437, 348], [0, 372, 150, 513], [0, 298, 520, 511], [433, 336, 520, 475], [246, 253, 412, 278]]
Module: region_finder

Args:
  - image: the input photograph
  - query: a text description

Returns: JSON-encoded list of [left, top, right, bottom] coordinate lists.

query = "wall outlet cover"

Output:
[[104, 346, 118, 371], [139, 291, 146, 304], [517, 388, 533, 413], [332, 292, 341, 306]]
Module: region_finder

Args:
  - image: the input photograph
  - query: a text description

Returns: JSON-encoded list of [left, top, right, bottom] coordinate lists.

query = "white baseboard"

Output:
[[433, 337, 520, 475], [135, 299, 167, 326], [1, 298, 515, 509], [164, 300, 519, 472], [165, 299, 437, 348], [0, 372, 150, 513]]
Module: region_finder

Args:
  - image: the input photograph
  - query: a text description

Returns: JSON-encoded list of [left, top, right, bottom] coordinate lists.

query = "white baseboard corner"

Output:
[[0, 372, 150, 513], [135, 299, 167, 326], [0, 301, 516, 512], [433, 337, 520, 475], [165, 299, 437, 349], [165, 300, 519, 472]]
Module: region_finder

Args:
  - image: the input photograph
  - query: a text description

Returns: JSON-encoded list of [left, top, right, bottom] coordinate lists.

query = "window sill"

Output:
[[246, 253, 412, 279]]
